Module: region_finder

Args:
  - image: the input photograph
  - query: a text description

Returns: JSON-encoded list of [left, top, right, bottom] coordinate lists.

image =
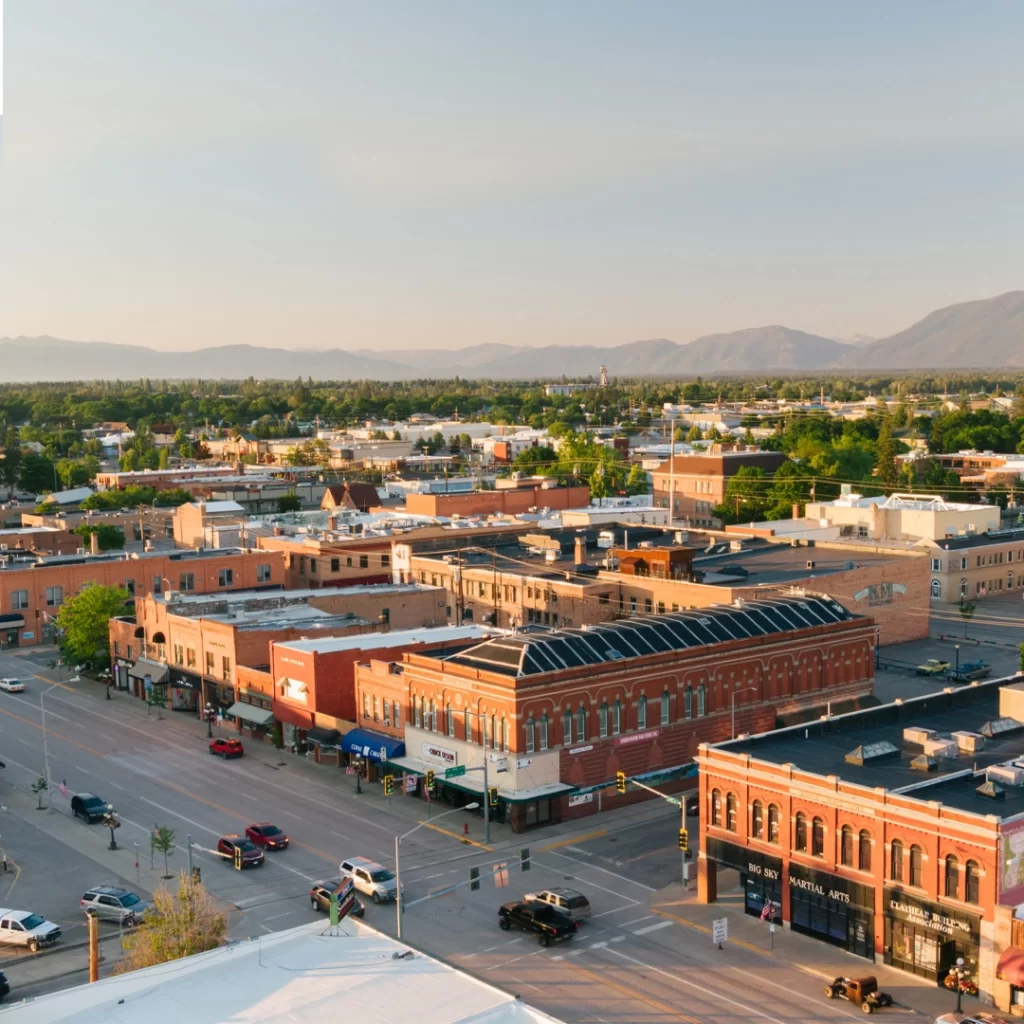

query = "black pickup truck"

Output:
[[498, 900, 576, 946]]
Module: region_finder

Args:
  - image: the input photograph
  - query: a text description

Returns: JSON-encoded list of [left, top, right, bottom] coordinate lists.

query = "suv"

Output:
[[339, 857, 400, 903], [0, 910, 61, 952], [71, 794, 107, 823], [217, 835, 264, 868], [209, 738, 244, 759], [522, 887, 591, 924], [80, 887, 152, 925], [498, 900, 576, 946]]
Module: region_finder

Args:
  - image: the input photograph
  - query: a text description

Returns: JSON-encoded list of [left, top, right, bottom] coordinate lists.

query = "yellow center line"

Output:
[[0, 705, 105, 758], [537, 829, 607, 851], [420, 821, 493, 850], [563, 962, 702, 1023], [32, 675, 75, 692]]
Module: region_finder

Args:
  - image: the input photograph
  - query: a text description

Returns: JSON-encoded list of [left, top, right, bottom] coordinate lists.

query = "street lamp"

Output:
[[731, 683, 757, 740], [949, 956, 971, 1014], [104, 804, 120, 850], [955, 643, 960, 681], [394, 803, 479, 941], [204, 703, 216, 738]]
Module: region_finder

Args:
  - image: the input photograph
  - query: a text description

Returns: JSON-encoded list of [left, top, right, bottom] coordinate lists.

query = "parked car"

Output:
[[245, 823, 289, 850], [80, 886, 152, 925], [71, 793, 108, 823], [209, 738, 244, 759], [522, 887, 591, 924], [498, 900, 576, 947], [824, 976, 892, 1014], [949, 659, 992, 683], [0, 910, 61, 952], [917, 659, 951, 676], [217, 835, 264, 867], [339, 857, 400, 903], [0, 679, 25, 693], [309, 880, 365, 918]]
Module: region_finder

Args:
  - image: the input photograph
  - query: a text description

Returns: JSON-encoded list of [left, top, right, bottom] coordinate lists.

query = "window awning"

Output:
[[0, 615, 24, 628], [128, 659, 169, 684], [997, 946, 1024, 987], [306, 726, 343, 747], [225, 702, 274, 728], [340, 728, 405, 762]]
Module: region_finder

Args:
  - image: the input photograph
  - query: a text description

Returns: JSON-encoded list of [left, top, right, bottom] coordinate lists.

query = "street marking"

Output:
[[483, 939, 522, 952], [544, 848, 655, 891], [108, 783, 125, 791], [650, 905, 768, 956], [562, 962, 702, 1024], [588, 941, 607, 949], [74, 765, 90, 774], [421, 821, 492, 851], [0, 705, 105, 758], [263, 911, 295, 923], [30, 676, 75, 693], [618, 914, 655, 928], [538, 830, 606, 852], [729, 967, 866, 1022], [610, 935, 625, 943], [632, 919, 673, 936], [605, 947, 790, 1024]]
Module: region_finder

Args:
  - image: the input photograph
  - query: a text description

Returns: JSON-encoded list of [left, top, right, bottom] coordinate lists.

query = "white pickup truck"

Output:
[[0, 910, 61, 952]]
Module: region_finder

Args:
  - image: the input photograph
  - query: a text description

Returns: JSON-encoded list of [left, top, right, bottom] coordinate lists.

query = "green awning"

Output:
[[226, 702, 274, 727]]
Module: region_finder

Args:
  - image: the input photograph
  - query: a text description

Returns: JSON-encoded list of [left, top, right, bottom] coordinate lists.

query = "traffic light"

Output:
[[616, 771, 626, 794], [383, 775, 394, 796], [425, 770, 435, 790], [678, 828, 689, 852], [233, 845, 242, 870], [488, 786, 499, 807], [520, 848, 531, 872], [470, 867, 480, 891]]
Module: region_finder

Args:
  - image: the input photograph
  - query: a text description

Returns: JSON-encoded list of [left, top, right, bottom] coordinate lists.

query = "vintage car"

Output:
[[823, 976, 893, 1014], [916, 659, 951, 676]]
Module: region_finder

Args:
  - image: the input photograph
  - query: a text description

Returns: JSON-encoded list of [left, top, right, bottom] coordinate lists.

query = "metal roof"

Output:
[[445, 595, 857, 677]]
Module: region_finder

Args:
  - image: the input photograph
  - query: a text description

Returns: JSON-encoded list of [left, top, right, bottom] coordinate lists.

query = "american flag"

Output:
[[760, 901, 775, 922], [56, 781, 70, 799]]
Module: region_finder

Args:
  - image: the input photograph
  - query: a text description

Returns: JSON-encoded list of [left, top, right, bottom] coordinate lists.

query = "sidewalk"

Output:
[[652, 879, 984, 1022]]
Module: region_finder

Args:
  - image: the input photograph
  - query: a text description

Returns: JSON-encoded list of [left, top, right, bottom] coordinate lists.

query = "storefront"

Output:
[[129, 659, 169, 702], [167, 668, 201, 712], [884, 887, 980, 983], [0, 614, 24, 649], [789, 863, 874, 960], [225, 699, 275, 737], [705, 839, 783, 920]]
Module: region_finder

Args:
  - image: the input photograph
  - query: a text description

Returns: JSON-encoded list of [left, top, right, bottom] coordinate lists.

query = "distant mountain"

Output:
[[839, 291, 1024, 369]]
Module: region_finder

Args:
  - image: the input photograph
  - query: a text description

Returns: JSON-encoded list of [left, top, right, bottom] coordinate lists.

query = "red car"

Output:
[[245, 823, 289, 850], [209, 738, 244, 759], [216, 835, 264, 868]]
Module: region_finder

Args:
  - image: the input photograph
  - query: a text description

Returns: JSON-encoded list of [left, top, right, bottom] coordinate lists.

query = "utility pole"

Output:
[[667, 413, 675, 529], [88, 914, 99, 983]]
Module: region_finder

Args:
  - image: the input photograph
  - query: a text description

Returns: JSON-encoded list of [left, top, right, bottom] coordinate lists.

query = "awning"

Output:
[[437, 771, 575, 804], [0, 615, 24, 628], [307, 726, 343, 748], [226, 702, 274, 727], [341, 728, 405, 762], [997, 946, 1024, 987], [128, 659, 169, 684]]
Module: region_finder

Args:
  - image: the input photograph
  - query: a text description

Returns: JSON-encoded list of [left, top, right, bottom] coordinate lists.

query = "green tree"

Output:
[[54, 584, 131, 669], [73, 523, 126, 551], [624, 463, 649, 496], [1, 428, 23, 497], [874, 416, 899, 490], [116, 872, 226, 974], [151, 826, 176, 879], [685, 424, 703, 443], [716, 465, 770, 523], [588, 467, 609, 502], [19, 452, 56, 494], [120, 449, 140, 472], [158, 448, 170, 469], [277, 492, 301, 513], [511, 446, 557, 474], [31, 776, 48, 811]]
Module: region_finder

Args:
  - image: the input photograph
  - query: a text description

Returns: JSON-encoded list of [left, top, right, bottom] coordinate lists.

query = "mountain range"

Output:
[[2, 290, 1023, 382]]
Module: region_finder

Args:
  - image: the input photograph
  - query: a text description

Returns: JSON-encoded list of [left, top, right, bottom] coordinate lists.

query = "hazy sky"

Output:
[[3, 1, 1024, 352]]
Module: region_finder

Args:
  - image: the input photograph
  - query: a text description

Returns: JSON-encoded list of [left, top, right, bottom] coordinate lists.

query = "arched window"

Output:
[[945, 855, 960, 900], [767, 804, 780, 844], [684, 688, 692, 719], [697, 684, 706, 717], [464, 708, 473, 742], [575, 706, 587, 742], [490, 714, 497, 749], [811, 817, 824, 858], [539, 714, 549, 751], [711, 789, 722, 827], [931, 578, 942, 599], [841, 825, 854, 867], [1010, 570, 1015, 590], [661, 690, 670, 725], [446, 704, 454, 737], [415, 697, 423, 729], [795, 812, 807, 852], [637, 696, 647, 730], [501, 717, 509, 752], [726, 793, 737, 832], [859, 830, 872, 872], [562, 709, 572, 745], [909, 844, 923, 887], [599, 702, 609, 738], [525, 717, 535, 754], [751, 800, 764, 839], [429, 699, 436, 732], [612, 700, 622, 735], [965, 860, 980, 904], [890, 839, 904, 882]]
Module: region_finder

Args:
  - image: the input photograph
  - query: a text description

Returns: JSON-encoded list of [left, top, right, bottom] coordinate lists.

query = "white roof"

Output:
[[276, 623, 498, 655], [5, 919, 565, 1024], [195, 500, 245, 513], [42, 486, 95, 505]]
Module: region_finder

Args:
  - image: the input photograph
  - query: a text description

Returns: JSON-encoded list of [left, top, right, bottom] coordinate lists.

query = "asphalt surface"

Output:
[[0, 644, 969, 1021]]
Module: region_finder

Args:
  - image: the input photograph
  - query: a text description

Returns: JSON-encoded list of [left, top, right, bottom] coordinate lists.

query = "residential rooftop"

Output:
[[719, 675, 1024, 820]]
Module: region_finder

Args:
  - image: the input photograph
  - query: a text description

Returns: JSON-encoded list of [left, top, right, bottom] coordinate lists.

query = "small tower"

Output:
[[599, 364, 609, 387]]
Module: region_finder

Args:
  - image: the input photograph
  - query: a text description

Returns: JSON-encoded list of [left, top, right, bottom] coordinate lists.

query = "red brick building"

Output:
[[357, 596, 876, 832], [697, 677, 1024, 1010], [404, 484, 590, 518]]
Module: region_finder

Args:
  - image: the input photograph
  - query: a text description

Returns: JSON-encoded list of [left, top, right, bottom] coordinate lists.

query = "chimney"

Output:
[[792, 503, 800, 521], [90, 531, 100, 555], [574, 535, 586, 565]]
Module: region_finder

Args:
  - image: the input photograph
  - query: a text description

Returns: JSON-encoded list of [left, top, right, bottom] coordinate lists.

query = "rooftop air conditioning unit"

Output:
[[922, 738, 959, 759], [806, 560, 816, 569], [903, 727, 935, 745], [951, 730, 985, 753], [988, 764, 1024, 786]]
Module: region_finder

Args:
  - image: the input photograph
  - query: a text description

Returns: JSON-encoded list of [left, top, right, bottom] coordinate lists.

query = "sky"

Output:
[[2, 1, 1024, 353]]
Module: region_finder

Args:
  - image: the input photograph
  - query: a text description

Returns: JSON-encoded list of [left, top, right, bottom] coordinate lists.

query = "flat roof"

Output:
[[276, 623, 497, 655], [692, 542, 899, 586], [0, 547, 255, 573], [0, 919, 564, 1024], [720, 676, 1024, 819], [162, 582, 434, 606]]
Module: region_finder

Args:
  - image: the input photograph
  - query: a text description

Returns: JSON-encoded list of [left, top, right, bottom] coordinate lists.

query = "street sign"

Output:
[[445, 764, 466, 778], [712, 918, 728, 947], [380, 747, 387, 763], [488, 755, 508, 773]]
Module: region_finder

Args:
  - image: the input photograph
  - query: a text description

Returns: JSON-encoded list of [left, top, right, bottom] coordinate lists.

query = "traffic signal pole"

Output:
[[616, 773, 690, 887]]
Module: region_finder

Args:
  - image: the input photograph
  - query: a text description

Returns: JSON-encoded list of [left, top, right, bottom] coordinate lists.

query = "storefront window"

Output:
[[841, 826, 854, 867], [965, 860, 979, 904], [891, 840, 904, 882], [751, 800, 764, 839], [945, 856, 959, 899], [768, 804, 780, 844], [795, 812, 808, 852], [859, 830, 872, 872], [909, 845, 923, 888], [711, 789, 722, 827], [726, 793, 737, 832]]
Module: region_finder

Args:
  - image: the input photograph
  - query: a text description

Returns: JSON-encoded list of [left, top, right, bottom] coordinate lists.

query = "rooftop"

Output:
[[1, 919, 564, 1024], [276, 623, 497, 655], [445, 595, 858, 678], [0, 547, 256, 572], [719, 676, 1024, 819], [690, 541, 898, 586], [161, 582, 433, 607]]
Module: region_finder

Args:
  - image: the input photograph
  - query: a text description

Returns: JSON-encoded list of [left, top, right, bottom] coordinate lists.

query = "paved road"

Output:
[[0, 648, 920, 1022]]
